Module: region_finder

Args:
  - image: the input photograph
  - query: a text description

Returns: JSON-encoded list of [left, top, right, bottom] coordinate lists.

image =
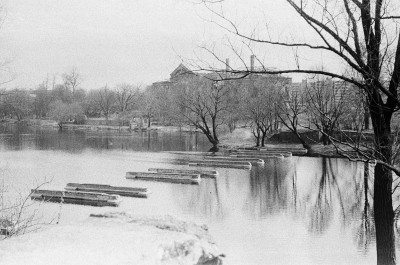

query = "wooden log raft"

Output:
[[259, 148, 308, 155], [65, 183, 150, 198], [148, 168, 218, 178], [236, 146, 307, 154], [30, 189, 121, 207], [164, 151, 213, 156], [201, 156, 264, 165], [230, 150, 292, 157], [126, 172, 201, 185], [188, 161, 252, 170], [229, 154, 284, 159]]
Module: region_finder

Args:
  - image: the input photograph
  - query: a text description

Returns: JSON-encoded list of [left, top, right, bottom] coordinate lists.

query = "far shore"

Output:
[[1, 118, 372, 159], [0, 118, 201, 133]]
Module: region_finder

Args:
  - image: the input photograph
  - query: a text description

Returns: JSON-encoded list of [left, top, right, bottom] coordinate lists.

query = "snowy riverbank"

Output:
[[0, 212, 223, 265]]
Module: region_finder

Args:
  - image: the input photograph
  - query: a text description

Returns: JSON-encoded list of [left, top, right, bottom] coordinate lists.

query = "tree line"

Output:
[[147, 72, 368, 150], [0, 70, 145, 128], [0, 68, 368, 150]]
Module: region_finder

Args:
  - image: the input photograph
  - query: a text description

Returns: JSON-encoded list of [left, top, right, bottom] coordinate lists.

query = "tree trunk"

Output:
[[253, 127, 261, 147], [206, 135, 219, 152], [261, 130, 266, 147], [201, 129, 219, 151], [209, 144, 219, 152], [370, 102, 396, 265], [295, 132, 310, 150], [364, 106, 370, 130], [285, 124, 311, 150], [319, 126, 333, 145], [374, 162, 395, 265], [211, 117, 219, 145]]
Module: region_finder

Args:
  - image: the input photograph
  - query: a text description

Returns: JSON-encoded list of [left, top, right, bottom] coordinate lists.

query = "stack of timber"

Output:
[[235, 146, 308, 155], [30, 189, 121, 207], [229, 154, 284, 159], [164, 151, 213, 156], [148, 168, 218, 178], [188, 160, 252, 170], [201, 156, 264, 166], [231, 149, 292, 157], [126, 172, 201, 185], [259, 147, 308, 155], [65, 183, 150, 198], [227, 151, 285, 159]]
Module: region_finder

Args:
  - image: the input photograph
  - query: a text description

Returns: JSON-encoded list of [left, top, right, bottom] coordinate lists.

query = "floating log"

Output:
[[164, 151, 213, 156], [202, 156, 264, 165], [260, 147, 306, 150], [230, 150, 292, 157], [126, 172, 201, 184], [188, 161, 252, 170], [148, 168, 218, 178], [30, 189, 121, 207], [259, 148, 308, 155], [65, 183, 150, 198], [229, 154, 284, 159], [233, 146, 308, 155], [236, 147, 260, 150]]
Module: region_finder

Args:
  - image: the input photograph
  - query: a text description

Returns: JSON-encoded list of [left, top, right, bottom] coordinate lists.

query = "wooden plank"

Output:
[[233, 146, 308, 155], [125, 172, 201, 185], [201, 156, 264, 165], [230, 150, 292, 157], [229, 154, 284, 159], [30, 189, 121, 207], [164, 151, 213, 156], [32, 196, 120, 207], [259, 148, 308, 155], [148, 168, 218, 178], [65, 183, 150, 198], [189, 159, 251, 165], [188, 162, 252, 170]]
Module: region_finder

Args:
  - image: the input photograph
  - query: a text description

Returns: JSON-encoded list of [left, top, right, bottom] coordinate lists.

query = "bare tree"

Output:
[[176, 76, 229, 150], [139, 87, 157, 128], [115, 84, 139, 113], [304, 77, 349, 145], [0, 179, 54, 239], [62, 68, 81, 97], [83, 90, 101, 117], [95, 86, 116, 120], [4, 89, 33, 121], [241, 82, 284, 146], [52, 84, 73, 104], [201, 0, 400, 263], [33, 80, 53, 118], [114, 84, 139, 125], [49, 100, 85, 128], [278, 87, 310, 149]]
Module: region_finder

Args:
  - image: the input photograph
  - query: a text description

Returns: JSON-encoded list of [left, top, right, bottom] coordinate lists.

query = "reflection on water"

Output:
[[0, 124, 209, 152], [0, 124, 397, 264]]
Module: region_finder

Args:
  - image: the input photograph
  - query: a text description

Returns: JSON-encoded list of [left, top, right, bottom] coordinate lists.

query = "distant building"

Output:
[[149, 57, 293, 125], [152, 63, 196, 94], [289, 78, 359, 105], [152, 56, 292, 97]]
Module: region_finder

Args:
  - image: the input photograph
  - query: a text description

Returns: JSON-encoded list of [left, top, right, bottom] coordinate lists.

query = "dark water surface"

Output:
[[0, 124, 397, 264]]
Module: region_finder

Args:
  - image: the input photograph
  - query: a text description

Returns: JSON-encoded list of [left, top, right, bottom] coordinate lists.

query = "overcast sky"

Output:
[[0, 0, 319, 90]]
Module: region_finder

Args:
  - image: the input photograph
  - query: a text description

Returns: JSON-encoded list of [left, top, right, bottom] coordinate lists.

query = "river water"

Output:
[[0, 124, 397, 264]]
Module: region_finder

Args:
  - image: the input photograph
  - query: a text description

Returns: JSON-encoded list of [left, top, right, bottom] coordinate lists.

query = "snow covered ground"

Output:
[[0, 212, 223, 265]]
